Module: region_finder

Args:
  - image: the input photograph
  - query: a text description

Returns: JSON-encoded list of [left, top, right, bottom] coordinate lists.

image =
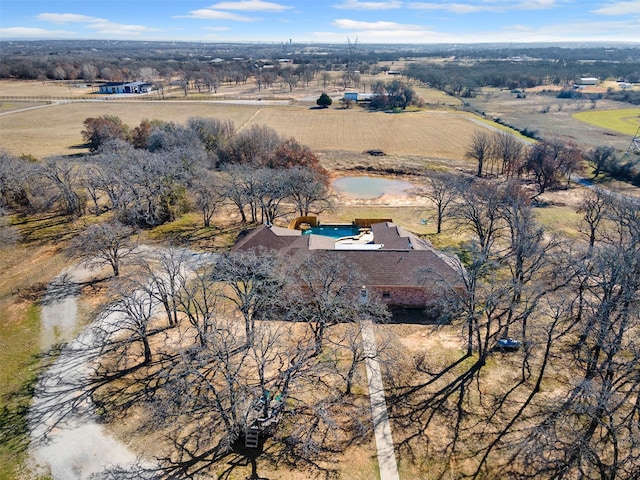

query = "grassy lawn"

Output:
[[0, 243, 66, 480], [573, 108, 640, 135], [0, 213, 81, 480]]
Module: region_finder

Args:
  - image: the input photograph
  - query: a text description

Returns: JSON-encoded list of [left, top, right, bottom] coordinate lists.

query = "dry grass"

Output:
[[0, 99, 486, 161], [465, 87, 636, 151], [0, 101, 260, 158], [0, 240, 69, 478], [93, 315, 382, 479], [249, 107, 480, 159]]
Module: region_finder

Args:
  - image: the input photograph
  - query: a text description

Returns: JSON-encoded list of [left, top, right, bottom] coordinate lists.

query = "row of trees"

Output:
[[405, 59, 640, 95], [1, 118, 331, 229], [464, 130, 601, 194]]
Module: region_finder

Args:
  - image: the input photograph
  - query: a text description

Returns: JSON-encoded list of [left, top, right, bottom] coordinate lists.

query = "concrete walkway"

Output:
[[361, 320, 401, 480]]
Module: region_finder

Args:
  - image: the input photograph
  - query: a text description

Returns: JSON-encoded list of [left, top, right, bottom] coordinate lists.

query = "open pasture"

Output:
[[0, 100, 485, 160], [248, 107, 479, 159], [572, 108, 640, 135], [466, 87, 638, 151], [0, 101, 261, 158]]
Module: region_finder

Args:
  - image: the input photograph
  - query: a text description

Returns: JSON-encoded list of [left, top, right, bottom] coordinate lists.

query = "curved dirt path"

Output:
[[29, 264, 148, 479]]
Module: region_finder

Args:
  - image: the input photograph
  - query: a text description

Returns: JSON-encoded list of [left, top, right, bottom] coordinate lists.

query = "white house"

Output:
[[98, 82, 153, 94], [344, 92, 376, 102]]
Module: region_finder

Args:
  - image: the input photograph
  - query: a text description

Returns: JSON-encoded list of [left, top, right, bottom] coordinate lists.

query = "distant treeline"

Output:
[[1, 40, 639, 90], [404, 59, 640, 96]]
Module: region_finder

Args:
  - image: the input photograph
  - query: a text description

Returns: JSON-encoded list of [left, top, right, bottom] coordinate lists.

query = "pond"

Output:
[[332, 176, 413, 199]]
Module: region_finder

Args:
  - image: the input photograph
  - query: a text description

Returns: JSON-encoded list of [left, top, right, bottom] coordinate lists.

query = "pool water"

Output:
[[302, 225, 361, 238]]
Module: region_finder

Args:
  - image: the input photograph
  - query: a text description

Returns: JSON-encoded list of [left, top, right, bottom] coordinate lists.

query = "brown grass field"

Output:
[[0, 100, 481, 161]]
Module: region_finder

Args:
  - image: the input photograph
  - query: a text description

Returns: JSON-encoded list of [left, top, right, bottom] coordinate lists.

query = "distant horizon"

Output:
[[1, 1, 639, 44], [1, 39, 638, 48]]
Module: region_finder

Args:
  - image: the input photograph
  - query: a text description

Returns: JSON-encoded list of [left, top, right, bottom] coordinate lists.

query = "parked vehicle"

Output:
[[496, 337, 521, 351]]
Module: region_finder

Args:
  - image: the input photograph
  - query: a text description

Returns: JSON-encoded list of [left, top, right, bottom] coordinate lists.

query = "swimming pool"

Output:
[[302, 225, 361, 238]]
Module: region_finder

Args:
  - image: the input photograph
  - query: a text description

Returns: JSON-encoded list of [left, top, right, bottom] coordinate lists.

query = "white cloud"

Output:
[[36, 13, 101, 24], [408, 2, 494, 13], [181, 9, 256, 21], [333, 0, 403, 10], [0, 27, 76, 39], [408, 1, 561, 14], [87, 20, 160, 35], [35, 12, 159, 36], [333, 18, 425, 31], [208, 1, 292, 11], [592, 1, 640, 16]]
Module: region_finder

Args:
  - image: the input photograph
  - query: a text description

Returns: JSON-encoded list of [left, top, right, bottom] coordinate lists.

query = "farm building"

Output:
[[578, 77, 598, 86], [343, 92, 376, 102], [232, 219, 466, 312], [98, 81, 153, 94]]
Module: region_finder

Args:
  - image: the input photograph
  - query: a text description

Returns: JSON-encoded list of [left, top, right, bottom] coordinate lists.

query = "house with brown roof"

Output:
[[232, 220, 466, 311]]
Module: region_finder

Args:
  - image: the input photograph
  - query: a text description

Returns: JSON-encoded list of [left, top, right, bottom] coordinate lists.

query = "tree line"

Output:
[[405, 58, 640, 97], [461, 129, 640, 191], [0, 116, 332, 230]]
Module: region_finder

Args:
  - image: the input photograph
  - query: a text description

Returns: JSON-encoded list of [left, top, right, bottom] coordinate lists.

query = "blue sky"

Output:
[[1, 0, 639, 44]]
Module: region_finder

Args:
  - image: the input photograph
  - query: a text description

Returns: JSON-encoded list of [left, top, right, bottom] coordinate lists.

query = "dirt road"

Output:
[[29, 265, 147, 479]]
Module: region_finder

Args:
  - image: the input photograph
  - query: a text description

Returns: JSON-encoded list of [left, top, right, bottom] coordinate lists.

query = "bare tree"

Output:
[[192, 170, 225, 228], [287, 252, 389, 355], [78, 163, 106, 216], [412, 171, 458, 234], [451, 178, 505, 257], [220, 124, 282, 166], [253, 168, 294, 224], [494, 131, 524, 177], [465, 131, 493, 177], [135, 247, 195, 329], [510, 197, 640, 479], [287, 166, 333, 217], [68, 220, 137, 277], [321, 71, 332, 89], [40, 159, 84, 216], [174, 260, 221, 347], [525, 139, 581, 193], [211, 249, 287, 343], [187, 117, 235, 158], [104, 277, 157, 365], [577, 187, 610, 249], [586, 145, 615, 178]]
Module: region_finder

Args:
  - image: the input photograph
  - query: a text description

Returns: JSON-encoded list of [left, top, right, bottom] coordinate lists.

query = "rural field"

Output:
[[466, 87, 640, 151], [573, 108, 640, 135], [0, 79, 479, 162]]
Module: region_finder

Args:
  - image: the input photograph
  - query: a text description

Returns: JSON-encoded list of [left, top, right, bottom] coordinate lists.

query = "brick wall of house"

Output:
[[374, 286, 436, 308]]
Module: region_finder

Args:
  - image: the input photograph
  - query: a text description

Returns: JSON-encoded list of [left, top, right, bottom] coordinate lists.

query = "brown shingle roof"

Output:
[[231, 224, 300, 252], [232, 223, 464, 291], [323, 249, 463, 289]]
